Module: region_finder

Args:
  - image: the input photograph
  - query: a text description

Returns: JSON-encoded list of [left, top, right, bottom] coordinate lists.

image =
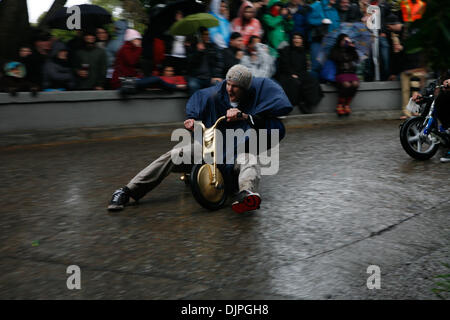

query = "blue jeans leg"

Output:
[[379, 37, 390, 81], [135, 77, 176, 90], [187, 77, 210, 95], [310, 42, 322, 75]]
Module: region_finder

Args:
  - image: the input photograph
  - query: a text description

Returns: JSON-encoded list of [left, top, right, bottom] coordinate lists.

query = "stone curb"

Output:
[[0, 110, 403, 149]]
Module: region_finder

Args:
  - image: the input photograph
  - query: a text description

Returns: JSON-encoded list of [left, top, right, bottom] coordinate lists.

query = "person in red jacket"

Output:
[[111, 29, 185, 93]]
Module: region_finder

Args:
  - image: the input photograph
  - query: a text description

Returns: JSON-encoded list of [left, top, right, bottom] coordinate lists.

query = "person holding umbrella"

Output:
[[185, 26, 224, 96]]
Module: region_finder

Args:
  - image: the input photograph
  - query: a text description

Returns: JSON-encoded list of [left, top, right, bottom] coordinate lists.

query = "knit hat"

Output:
[[226, 64, 253, 90], [4, 62, 26, 78], [124, 29, 142, 41]]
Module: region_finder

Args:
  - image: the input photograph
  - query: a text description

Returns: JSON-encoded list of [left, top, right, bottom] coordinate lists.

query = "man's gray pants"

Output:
[[126, 144, 261, 200]]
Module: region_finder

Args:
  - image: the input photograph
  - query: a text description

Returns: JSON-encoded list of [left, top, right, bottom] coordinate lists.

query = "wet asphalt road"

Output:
[[0, 119, 448, 300]]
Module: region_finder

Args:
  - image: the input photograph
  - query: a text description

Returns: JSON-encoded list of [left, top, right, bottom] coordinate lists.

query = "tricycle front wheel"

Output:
[[190, 164, 227, 210]]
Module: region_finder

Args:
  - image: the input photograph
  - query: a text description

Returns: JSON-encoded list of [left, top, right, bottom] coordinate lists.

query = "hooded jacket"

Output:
[[308, 0, 340, 36], [42, 41, 76, 89], [231, 1, 263, 46], [240, 43, 276, 78], [185, 77, 292, 167], [263, 0, 294, 54], [208, 0, 231, 48], [111, 41, 143, 89], [186, 77, 292, 130], [105, 20, 129, 68]]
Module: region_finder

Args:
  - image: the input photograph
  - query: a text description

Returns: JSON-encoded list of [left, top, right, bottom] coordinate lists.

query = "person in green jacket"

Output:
[[73, 30, 107, 90], [263, 0, 294, 57]]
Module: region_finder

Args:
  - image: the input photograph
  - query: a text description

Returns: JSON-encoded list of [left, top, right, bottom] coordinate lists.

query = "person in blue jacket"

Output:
[[307, 0, 340, 76], [108, 64, 293, 213], [209, 0, 231, 49]]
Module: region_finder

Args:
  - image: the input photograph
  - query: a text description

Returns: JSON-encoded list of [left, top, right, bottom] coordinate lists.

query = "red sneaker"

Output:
[[232, 190, 261, 214], [344, 105, 352, 115], [336, 104, 346, 116]]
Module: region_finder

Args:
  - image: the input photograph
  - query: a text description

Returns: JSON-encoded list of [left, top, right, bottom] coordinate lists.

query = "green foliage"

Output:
[[51, 29, 79, 42], [89, 0, 148, 32], [90, 0, 122, 13], [405, 0, 450, 73], [432, 264, 450, 300]]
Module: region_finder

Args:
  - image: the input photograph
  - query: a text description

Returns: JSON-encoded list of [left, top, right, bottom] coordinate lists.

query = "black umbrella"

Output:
[[46, 4, 112, 30], [147, 0, 207, 37]]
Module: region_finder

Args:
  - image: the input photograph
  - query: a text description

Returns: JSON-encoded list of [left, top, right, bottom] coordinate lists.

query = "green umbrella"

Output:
[[169, 13, 219, 36]]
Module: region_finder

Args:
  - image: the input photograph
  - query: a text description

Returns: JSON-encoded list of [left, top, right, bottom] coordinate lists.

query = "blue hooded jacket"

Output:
[[208, 0, 231, 48], [105, 20, 129, 68], [308, 0, 340, 34], [186, 77, 292, 152], [186, 77, 292, 130]]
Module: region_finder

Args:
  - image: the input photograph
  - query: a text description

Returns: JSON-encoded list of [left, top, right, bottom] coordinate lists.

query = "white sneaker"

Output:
[[440, 152, 450, 163]]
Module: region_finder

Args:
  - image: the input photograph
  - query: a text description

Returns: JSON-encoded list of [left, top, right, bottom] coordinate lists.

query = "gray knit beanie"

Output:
[[226, 64, 253, 90]]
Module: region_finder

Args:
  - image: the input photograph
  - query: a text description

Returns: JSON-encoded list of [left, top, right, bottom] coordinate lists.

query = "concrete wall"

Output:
[[0, 82, 403, 147], [0, 81, 402, 134]]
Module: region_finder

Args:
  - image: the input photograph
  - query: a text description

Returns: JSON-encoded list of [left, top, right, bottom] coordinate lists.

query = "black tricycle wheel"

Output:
[[190, 164, 228, 211]]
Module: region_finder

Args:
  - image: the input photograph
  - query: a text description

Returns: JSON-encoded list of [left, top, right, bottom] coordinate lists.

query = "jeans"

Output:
[[126, 144, 260, 200], [310, 41, 322, 78], [187, 77, 213, 96], [135, 76, 176, 91]]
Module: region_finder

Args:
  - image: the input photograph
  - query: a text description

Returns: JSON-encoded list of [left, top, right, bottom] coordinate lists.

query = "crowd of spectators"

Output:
[[0, 0, 428, 115]]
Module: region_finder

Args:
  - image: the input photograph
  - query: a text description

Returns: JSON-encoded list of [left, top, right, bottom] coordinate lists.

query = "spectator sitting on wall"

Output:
[[111, 29, 185, 95], [42, 41, 76, 91], [276, 32, 323, 113], [16, 46, 42, 93], [240, 35, 275, 78], [73, 29, 107, 90], [18, 29, 53, 90], [0, 61, 39, 96], [186, 27, 224, 96], [158, 65, 187, 89], [222, 32, 245, 78], [329, 33, 360, 116]]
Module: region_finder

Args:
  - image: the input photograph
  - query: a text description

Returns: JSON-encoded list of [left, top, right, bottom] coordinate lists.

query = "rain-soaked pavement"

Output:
[[0, 119, 449, 300]]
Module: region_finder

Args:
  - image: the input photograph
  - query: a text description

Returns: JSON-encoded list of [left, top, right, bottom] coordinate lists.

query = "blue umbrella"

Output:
[[316, 22, 373, 65]]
